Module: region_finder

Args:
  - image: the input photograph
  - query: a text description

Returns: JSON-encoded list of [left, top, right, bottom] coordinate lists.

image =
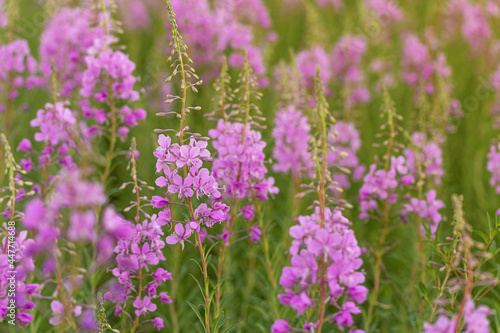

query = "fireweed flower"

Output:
[[487, 142, 500, 193], [296, 47, 331, 89], [359, 155, 415, 219], [209, 120, 278, 201], [80, 47, 146, 141], [22, 169, 108, 253], [401, 32, 460, 123], [331, 36, 371, 108], [444, 0, 493, 53], [153, 134, 228, 243], [0, 230, 39, 326], [402, 190, 444, 237], [154, 3, 229, 248], [217, 0, 274, 79], [0, 39, 43, 114], [148, 2, 231, 330], [103, 187, 174, 328], [208, 63, 278, 253], [272, 105, 314, 177], [116, 0, 151, 31], [274, 68, 365, 333], [401, 34, 437, 95], [366, 0, 403, 24], [403, 132, 444, 186], [29, 102, 79, 169], [19, 169, 131, 329], [327, 121, 365, 192], [39, 7, 106, 97], [278, 207, 367, 327], [0, 138, 38, 326], [169, 0, 273, 80]]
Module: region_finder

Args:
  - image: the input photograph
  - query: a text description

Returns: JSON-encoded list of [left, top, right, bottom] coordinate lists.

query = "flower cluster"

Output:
[[20, 169, 139, 328], [0, 39, 43, 113], [39, 7, 105, 97], [402, 190, 444, 237], [359, 156, 414, 219], [23, 170, 107, 252], [153, 134, 229, 245], [487, 142, 500, 194], [403, 132, 444, 186], [401, 34, 438, 95], [80, 47, 146, 140], [0, 230, 39, 326], [104, 210, 172, 330], [28, 102, 78, 170], [366, 0, 403, 25], [209, 119, 278, 200], [170, 0, 273, 79], [275, 207, 367, 331], [444, 0, 495, 52], [295, 36, 370, 107], [296, 47, 331, 89], [272, 106, 313, 177], [422, 299, 492, 333], [116, 0, 151, 31], [331, 36, 370, 108], [327, 121, 365, 191]]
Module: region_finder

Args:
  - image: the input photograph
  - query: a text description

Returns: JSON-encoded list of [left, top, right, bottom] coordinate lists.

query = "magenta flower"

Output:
[[131, 242, 159, 267], [307, 229, 342, 260], [133, 296, 157, 317], [18, 138, 32, 152], [334, 301, 361, 327], [176, 145, 202, 170], [168, 175, 194, 199], [166, 224, 192, 249], [271, 319, 292, 333], [151, 317, 164, 330], [159, 292, 173, 304], [241, 205, 255, 220], [152, 268, 172, 283], [49, 300, 81, 326]]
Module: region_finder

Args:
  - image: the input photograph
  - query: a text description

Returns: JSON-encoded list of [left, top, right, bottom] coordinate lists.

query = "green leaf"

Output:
[[223, 321, 241, 333], [473, 230, 489, 244], [186, 300, 206, 330], [190, 273, 206, 297]]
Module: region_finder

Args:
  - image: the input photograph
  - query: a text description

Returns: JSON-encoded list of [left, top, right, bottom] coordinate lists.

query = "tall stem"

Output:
[[452, 242, 473, 332], [215, 197, 238, 314], [55, 259, 80, 332], [315, 67, 330, 333], [131, 265, 144, 333], [101, 78, 117, 185], [215, 51, 253, 314], [167, 2, 211, 329], [196, 231, 211, 332], [169, 245, 181, 333], [366, 86, 397, 330], [130, 138, 141, 224]]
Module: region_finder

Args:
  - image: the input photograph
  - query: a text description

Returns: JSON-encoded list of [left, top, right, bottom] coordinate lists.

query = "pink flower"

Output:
[[166, 224, 192, 249], [168, 175, 194, 199], [133, 296, 157, 317], [271, 319, 292, 333], [151, 317, 164, 330]]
